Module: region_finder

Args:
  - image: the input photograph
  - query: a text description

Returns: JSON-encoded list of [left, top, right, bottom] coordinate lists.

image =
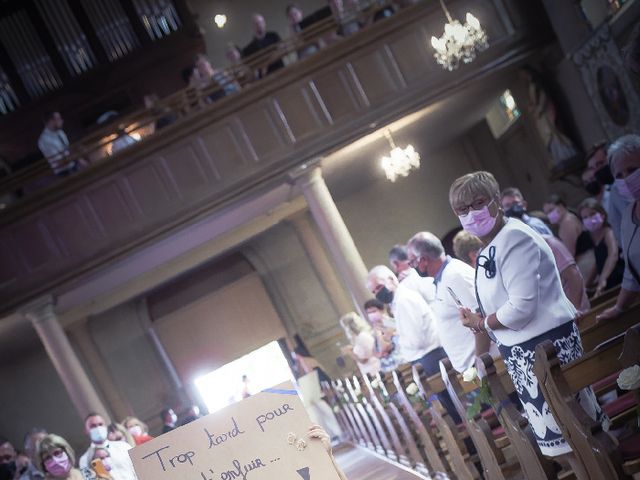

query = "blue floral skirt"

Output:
[[498, 321, 607, 457]]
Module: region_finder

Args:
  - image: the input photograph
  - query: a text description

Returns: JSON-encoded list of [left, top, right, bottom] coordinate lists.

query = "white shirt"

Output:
[[38, 128, 72, 174], [80, 440, 138, 480], [400, 268, 437, 304], [620, 203, 640, 292], [431, 258, 478, 372], [353, 331, 381, 375], [390, 283, 440, 362], [476, 219, 577, 346]]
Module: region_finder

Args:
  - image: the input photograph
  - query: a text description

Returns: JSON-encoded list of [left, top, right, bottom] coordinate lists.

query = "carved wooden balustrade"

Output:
[[0, 0, 549, 314]]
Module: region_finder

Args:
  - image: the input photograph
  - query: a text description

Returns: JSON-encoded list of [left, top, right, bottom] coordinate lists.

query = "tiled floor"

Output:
[[333, 444, 430, 479]]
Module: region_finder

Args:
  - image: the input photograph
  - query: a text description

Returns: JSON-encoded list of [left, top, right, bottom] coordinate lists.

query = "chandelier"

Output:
[[430, 0, 488, 71], [380, 130, 420, 182]]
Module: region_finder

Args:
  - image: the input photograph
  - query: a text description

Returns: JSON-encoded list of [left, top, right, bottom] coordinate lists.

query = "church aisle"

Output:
[[333, 444, 435, 480]]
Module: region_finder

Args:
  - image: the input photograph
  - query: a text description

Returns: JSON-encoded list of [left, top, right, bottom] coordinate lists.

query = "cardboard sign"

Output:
[[129, 381, 342, 480]]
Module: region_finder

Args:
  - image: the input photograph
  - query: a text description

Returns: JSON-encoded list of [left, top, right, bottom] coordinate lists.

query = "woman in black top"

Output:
[[578, 198, 624, 296]]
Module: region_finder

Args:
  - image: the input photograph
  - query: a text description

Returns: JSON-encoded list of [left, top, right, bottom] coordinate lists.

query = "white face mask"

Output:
[[128, 425, 143, 437], [89, 425, 108, 444]]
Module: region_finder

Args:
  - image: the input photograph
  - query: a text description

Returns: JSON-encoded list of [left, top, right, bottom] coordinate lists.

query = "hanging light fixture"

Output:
[[430, 0, 488, 71], [380, 130, 420, 182]]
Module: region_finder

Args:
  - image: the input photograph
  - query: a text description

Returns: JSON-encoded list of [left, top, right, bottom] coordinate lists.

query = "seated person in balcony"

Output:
[[143, 94, 177, 131], [194, 53, 239, 101], [96, 111, 138, 155], [242, 13, 285, 77], [287, 4, 320, 60], [38, 111, 79, 176], [329, 0, 361, 38], [226, 43, 253, 85]]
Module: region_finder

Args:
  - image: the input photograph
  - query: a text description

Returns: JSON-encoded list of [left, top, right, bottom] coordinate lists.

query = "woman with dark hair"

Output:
[[577, 197, 624, 296], [543, 194, 584, 256]]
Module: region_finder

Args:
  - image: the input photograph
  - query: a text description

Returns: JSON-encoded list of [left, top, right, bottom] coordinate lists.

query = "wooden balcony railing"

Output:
[[0, 0, 550, 314], [0, 0, 395, 203]]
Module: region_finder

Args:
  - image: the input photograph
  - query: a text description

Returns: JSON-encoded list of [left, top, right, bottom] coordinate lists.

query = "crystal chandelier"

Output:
[[430, 0, 488, 71], [380, 130, 420, 182]]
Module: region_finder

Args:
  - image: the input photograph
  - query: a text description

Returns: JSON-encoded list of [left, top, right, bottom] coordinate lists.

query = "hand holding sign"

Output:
[[129, 381, 343, 480]]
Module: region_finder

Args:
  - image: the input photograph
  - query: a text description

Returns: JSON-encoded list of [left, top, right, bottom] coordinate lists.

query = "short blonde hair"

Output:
[[449, 171, 500, 210], [339, 312, 371, 341], [452, 230, 483, 265], [37, 434, 75, 473], [123, 416, 148, 434]]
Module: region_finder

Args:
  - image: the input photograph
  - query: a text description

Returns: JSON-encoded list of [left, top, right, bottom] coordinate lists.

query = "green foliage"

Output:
[[466, 378, 493, 420]]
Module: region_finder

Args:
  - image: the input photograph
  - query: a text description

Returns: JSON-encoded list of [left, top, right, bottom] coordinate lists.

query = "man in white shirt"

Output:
[[37, 111, 77, 176], [79, 413, 138, 480], [366, 265, 461, 423], [407, 231, 491, 373], [388, 244, 436, 304]]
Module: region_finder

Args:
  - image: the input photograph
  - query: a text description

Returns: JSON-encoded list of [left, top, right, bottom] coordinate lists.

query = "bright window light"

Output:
[[194, 341, 294, 414]]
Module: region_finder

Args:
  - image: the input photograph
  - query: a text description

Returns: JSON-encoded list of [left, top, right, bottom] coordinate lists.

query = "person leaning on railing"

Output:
[[37, 111, 78, 177], [597, 135, 640, 321]]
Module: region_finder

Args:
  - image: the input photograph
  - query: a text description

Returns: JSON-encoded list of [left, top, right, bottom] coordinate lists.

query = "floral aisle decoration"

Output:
[[405, 382, 432, 411], [616, 365, 640, 430], [462, 367, 495, 420], [370, 377, 390, 406]]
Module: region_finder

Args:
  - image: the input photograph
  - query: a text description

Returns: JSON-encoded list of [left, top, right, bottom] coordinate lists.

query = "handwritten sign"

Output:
[[129, 381, 342, 480]]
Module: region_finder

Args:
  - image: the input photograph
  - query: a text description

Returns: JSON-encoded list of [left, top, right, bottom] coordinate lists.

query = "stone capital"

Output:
[[286, 160, 323, 187], [19, 294, 57, 325]]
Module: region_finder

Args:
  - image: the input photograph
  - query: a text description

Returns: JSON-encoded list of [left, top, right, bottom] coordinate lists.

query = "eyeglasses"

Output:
[[454, 197, 492, 216]]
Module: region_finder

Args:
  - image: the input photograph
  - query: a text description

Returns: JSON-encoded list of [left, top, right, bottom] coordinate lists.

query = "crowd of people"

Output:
[[338, 134, 639, 461], [30, 1, 414, 182]]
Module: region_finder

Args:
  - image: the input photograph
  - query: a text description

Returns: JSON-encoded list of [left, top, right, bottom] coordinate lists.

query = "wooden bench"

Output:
[[412, 363, 481, 480], [534, 324, 640, 479], [440, 358, 522, 480], [478, 353, 559, 479]]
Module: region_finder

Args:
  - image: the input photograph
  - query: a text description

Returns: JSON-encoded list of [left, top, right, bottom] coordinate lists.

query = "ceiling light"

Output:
[[430, 0, 488, 71], [380, 130, 420, 182], [214, 14, 227, 29]]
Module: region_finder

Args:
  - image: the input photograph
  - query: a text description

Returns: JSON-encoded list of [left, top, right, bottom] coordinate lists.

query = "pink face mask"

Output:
[[583, 213, 604, 232], [367, 311, 382, 324], [615, 178, 634, 200], [547, 207, 562, 224], [44, 451, 71, 477], [624, 169, 640, 201], [458, 200, 497, 237]]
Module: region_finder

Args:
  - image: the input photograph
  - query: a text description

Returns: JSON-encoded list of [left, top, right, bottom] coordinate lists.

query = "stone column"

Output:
[[289, 212, 354, 316], [290, 166, 370, 311], [69, 320, 133, 421], [22, 296, 110, 421], [135, 299, 193, 406]]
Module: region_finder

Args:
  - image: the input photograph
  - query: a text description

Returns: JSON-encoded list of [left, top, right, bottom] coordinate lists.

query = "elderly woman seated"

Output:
[[598, 134, 640, 320]]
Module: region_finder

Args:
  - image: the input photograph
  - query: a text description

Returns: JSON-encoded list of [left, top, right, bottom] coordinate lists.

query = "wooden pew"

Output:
[[534, 326, 640, 479], [320, 380, 356, 442], [353, 374, 399, 461], [389, 364, 450, 476], [478, 354, 558, 479], [581, 303, 640, 351], [362, 372, 412, 467], [376, 370, 432, 477], [343, 376, 387, 456], [440, 358, 521, 480], [411, 364, 481, 479], [331, 379, 370, 448], [355, 375, 408, 463]]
